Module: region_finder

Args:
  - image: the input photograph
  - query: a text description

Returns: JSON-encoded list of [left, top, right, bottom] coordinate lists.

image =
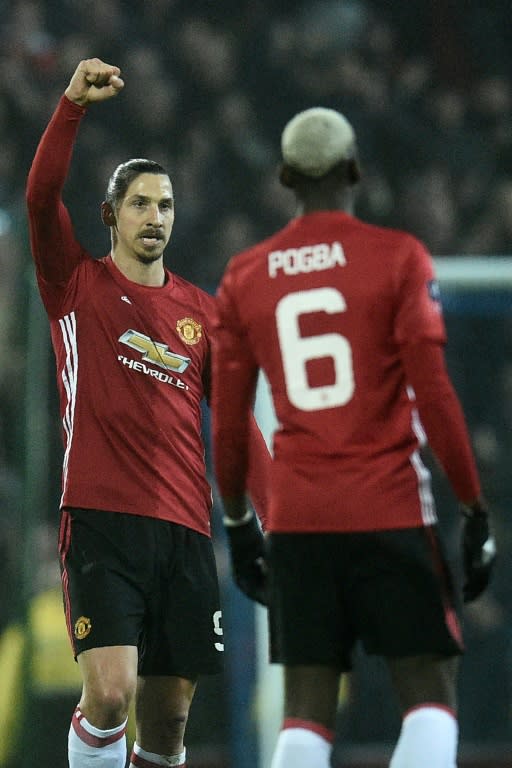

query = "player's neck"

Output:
[[111, 250, 166, 287], [296, 189, 355, 216], [297, 201, 355, 216]]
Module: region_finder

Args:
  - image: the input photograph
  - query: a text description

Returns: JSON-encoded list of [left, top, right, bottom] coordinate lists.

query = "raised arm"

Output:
[[26, 59, 124, 289]]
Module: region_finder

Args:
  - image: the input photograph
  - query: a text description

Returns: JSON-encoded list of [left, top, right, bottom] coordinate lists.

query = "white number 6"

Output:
[[276, 288, 354, 411]]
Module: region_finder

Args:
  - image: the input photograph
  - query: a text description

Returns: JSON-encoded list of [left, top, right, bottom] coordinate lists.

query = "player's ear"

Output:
[[279, 164, 296, 189], [101, 201, 116, 227], [348, 158, 361, 185]]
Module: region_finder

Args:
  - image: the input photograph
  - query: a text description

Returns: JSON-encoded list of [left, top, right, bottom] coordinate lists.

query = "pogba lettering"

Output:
[[268, 241, 346, 278]]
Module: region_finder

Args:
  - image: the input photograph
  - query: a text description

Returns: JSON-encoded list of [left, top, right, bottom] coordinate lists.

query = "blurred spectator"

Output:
[[460, 179, 512, 255], [396, 165, 459, 254], [1, 0, 510, 286]]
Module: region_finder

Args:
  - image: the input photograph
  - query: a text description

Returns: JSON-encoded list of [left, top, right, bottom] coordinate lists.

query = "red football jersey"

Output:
[[26, 96, 270, 535], [213, 211, 456, 532]]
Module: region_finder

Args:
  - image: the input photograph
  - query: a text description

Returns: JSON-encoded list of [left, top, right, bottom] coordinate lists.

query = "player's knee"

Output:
[[83, 684, 133, 725], [143, 708, 190, 744], [162, 709, 190, 736]]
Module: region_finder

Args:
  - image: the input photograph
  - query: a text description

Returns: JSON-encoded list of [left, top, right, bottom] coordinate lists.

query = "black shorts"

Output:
[[59, 508, 223, 678], [267, 527, 463, 672]]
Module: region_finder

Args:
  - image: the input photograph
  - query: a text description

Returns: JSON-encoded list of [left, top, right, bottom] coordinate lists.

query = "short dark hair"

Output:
[[105, 159, 169, 209], [279, 157, 360, 189]]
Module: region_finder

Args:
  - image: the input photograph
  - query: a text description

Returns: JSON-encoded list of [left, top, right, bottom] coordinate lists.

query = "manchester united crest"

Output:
[[74, 616, 92, 640], [176, 317, 202, 345]]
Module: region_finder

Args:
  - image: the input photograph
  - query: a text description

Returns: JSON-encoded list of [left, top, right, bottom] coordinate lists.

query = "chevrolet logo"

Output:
[[119, 330, 191, 373]]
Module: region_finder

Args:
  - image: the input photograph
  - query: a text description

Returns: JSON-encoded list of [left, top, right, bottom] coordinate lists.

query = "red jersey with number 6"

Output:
[[213, 211, 450, 532]]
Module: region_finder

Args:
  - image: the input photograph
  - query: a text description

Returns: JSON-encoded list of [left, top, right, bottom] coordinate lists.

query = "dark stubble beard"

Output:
[[135, 250, 163, 265]]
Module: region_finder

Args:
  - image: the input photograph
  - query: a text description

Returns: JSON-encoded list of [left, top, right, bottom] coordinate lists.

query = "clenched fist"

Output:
[[64, 58, 124, 106]]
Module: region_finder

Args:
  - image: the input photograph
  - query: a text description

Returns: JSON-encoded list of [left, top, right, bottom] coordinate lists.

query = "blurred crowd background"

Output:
[[0, 1, 511, 766]]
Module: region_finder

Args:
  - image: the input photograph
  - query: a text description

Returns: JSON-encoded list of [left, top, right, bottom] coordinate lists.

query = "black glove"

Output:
[[224, 511, 267, 606], [462, 502, 496, 603]]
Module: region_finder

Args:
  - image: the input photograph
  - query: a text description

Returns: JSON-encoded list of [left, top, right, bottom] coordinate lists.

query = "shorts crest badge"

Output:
[[74, 616, 92, 640], [176, 317, 202, 345]]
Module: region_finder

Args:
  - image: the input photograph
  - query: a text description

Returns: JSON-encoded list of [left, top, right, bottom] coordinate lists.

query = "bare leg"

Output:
[[387, 655, 459, 768], [129, 674, 197, 765], [270, 665, 340, 768], [387, 654, 459, 713], [282, 665, 341, 729], [69, 645, 138, 767], [77, 645, 138, 726]]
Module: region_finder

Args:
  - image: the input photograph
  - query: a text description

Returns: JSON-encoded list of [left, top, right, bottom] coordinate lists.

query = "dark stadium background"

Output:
[[0, 1, 511, 766]]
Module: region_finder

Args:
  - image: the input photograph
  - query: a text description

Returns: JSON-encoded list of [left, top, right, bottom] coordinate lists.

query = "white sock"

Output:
[[68, 707, 127, 767], [270, 721, 333, 768], [389, 705, 458, 768], [129, 742, 187, 767]]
